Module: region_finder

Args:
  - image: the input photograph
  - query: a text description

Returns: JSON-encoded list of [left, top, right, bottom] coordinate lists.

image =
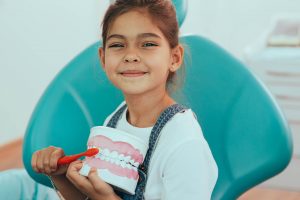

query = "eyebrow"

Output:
[[106, 33, 162, 41]]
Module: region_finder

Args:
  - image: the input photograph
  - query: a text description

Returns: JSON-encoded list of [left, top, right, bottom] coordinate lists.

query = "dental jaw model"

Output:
[[79, 126, 148, 195]]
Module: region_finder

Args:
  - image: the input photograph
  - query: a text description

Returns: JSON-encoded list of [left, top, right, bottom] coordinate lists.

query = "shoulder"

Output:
[[154, 108, 209, 159], [162, 108, 204, 140], [102, 101, 126, 126], [154, 107, 216, 164]]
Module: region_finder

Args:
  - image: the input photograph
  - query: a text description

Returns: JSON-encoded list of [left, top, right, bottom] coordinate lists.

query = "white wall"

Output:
[[0, 0, 109, 143], [180, 0, 300, 58]]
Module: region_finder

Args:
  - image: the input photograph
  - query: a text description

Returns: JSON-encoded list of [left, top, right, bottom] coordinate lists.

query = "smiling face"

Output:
[[99, 9, 182, 96]]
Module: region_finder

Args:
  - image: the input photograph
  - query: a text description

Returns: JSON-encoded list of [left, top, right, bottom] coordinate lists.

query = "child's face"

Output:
[[99, 10, 182, 96]]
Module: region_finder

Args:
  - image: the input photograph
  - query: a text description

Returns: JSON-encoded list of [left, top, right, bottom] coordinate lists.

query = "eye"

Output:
[[108, 43, 124, 48], [142, 42, 158, 47]]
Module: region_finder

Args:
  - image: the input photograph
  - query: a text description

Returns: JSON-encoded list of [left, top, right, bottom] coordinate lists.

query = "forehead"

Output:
[[107, 10, 165, 39]]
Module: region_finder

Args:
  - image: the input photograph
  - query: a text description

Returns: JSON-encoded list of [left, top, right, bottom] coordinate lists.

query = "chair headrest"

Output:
[[108, 0, 188, 27], [172, 0, 188, 27]]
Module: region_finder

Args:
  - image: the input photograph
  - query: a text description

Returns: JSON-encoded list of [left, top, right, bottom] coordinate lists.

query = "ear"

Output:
[[170, 44, 184, 72], [98, 47, 106, 70]]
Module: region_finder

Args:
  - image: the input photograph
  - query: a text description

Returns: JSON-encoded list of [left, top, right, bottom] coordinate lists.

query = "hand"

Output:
[[66, 160, 121, 200], [31, 146, 68, 176]]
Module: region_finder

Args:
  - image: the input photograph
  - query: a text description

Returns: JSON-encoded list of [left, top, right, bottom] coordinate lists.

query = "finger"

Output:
[[88, 167, 113, 194], [43, 147, 56, 174], [49, 147, 64, 171], [88, 168, 102, 187], [36, 150, 45, 173], [67, 161, 93, 193], [67, 161, 86, 182], [69, 160, 84, 171], [31, 151, 39, 173], [67, 160, 85, 179]]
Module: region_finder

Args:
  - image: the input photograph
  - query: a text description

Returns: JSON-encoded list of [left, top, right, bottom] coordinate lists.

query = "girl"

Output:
[[31, 0, 218, 199]]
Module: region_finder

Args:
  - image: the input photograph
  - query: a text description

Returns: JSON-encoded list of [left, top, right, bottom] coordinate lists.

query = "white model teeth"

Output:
[[133, 162, 139, 168], [124, 156, 131, 162], [88, 148, 141, 170], [102, 149, 110, 156], [126, 163, 133, 170], [120, 162, 126, 168], [111, 151, 118, 159], [130, 159, 134, 165], [110, 159, 116, 164], [115, 160, 121, 165]]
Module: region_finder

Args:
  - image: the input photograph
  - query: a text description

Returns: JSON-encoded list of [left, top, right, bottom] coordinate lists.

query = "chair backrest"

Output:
[[22, 1, 293, 199], [179, 36, 292, 199]]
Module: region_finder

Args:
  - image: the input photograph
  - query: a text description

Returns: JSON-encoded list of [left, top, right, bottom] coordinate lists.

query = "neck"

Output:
[[124, 89, 175, 128]]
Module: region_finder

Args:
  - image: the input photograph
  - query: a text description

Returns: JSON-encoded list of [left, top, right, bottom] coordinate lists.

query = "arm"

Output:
[[31, 146, 87, 200], [50, 174, 87, 200], [0, 137, 23, 171], [32, 147, 121, 200]]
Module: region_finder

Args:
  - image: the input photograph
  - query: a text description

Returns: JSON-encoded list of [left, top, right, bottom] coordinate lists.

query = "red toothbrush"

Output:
[[57, 148, 99, 166]]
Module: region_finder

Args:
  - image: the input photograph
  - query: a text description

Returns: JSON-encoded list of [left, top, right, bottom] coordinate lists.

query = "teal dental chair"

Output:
[[22, 0, 293, 199]]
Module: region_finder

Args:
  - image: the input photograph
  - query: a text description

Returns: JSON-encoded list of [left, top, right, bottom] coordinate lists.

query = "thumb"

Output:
[[88, 168, 113, 194], [52, 164, 68, 175], [88, 168, 102, 186]]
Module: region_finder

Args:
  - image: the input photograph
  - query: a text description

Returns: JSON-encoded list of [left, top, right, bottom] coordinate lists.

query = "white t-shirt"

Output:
[[103, 102, 218, 200]]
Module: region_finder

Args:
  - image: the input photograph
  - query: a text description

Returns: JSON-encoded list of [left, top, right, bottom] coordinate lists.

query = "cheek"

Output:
[[104, 54, 120, 71], [144, 53, 170, 71]]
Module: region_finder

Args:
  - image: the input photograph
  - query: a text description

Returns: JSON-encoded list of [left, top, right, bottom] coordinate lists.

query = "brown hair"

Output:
[[101, 0, 184, 94]]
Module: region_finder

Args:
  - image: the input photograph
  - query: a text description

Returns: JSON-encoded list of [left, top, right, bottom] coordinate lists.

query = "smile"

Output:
[[119, 70, 148, 77]]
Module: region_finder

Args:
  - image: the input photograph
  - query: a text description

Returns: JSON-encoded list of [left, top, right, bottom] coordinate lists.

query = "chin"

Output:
[[122, 88, 149, 96], [114, 84, 150, 96]]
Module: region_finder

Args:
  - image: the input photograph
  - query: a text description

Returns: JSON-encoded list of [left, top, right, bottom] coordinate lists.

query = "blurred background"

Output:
[[0, 0, 299, 198]]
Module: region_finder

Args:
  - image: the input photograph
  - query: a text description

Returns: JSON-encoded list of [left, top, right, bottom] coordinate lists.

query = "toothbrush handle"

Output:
[[57, 154, 83, 165], [57, 148, 99, 166]]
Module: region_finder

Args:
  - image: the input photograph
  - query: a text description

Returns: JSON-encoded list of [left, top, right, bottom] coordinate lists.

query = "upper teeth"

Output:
[[90, 147, 140, 169]]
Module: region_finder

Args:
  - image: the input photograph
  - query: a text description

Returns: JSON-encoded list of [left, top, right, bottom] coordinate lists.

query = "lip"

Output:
[[119, 70, 148, 77]]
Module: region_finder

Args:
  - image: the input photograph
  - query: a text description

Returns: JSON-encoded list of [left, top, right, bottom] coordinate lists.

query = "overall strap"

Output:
[[139, 104, 187, 175], [106, 103, 127, 128], [134, 104, 187, 200]]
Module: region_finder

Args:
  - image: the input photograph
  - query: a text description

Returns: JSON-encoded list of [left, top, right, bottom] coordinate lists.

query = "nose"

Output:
[[124, 57, 140, 62], [123, 51, 140, 63]]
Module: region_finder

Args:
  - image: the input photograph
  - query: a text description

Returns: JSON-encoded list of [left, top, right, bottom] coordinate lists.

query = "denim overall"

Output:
[[106, 103, 187, 200]]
